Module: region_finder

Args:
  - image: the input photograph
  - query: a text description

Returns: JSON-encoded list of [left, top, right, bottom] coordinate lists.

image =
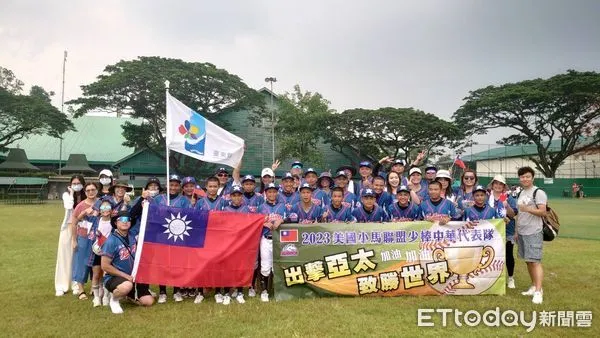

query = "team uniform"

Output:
[[101, 231, 150, 299], [352, 204, 388, 222], [375, 191, 394, 209], [222, 203, 252, 213], [463, 203, 505, 221], [257, 201, 287, 278], [420, 198, 460, 220], [312, 189, 330, 207], [289, 203, 324, 224], [195, 195, 226, 211], [277, 191, 300, 208], [386, 202, 422, 221], [323, 203, 355, 222], [342, 190, 358, 209], [153, 194, 192, 209], [242, 192, 264, 213]]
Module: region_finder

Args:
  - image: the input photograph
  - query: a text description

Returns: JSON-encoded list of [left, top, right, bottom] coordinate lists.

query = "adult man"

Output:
[[290, 160, 303, 177], [516, 166, 547, 304], [424, 164, 438, 184]]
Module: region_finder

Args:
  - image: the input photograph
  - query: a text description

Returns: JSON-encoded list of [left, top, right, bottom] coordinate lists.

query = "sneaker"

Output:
[[222, 295, 231, 305], [181, 290, 188, 298], [72, 284, 80, 296], [55, 290, 65, 297], [521, 286, 535, 296], [260, 290, 269, 302], [102, 292, 110, 306], [92, 297, 102, 307], [231, 290, 239, 298], [248, 288, 256, 297], [194, 294, 204, 304], [158, 293, 167, 304], [173, 292, 184, 302], [236, 293, 245, 304], [507, 277, 515, 289], [109, 294, 124, 314], [532, 291, 543, 304], [215, 293, 224, 304]]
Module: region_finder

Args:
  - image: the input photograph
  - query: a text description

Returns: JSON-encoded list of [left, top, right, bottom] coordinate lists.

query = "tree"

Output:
[[323, 107, 465, 163], [68, 56, 265, 174], [453, 70, 600, 177], [0, 68, 73, 152], [274, 85, 334, 166]]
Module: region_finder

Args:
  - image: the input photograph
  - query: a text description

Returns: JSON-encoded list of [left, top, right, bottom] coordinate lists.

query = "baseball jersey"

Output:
[[258, 201, 288, 237], [420, 198, 459, 220], [323, 203, 355, 222], [290, 203, 324, 224], [101, 231, 137, 284], [342, 190, 358, 209], [463, 204, 503, 221], [222, 203, 251, 213], [312, 189, 330, 207], [386, 202, 422, 221], [352, 205, 388, 223], [195, 195, 225, 211], [153, 194, 192, 209], [242, 192, 264, 212], [278, 191, 300, 208]]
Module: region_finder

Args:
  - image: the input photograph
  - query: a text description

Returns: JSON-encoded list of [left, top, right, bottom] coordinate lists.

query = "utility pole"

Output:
[[58, 50, 67, 175], [264, 77, 277, 163]]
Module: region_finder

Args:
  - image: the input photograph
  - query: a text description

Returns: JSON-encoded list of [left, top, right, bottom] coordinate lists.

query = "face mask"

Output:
[[71, 184, 83, 192], [99, 178, 112, 186], [148, 190, 159, 197]]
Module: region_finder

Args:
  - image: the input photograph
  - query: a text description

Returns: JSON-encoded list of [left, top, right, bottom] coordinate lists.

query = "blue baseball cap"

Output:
[[291, 161, 303, 169], [281, 172, 294, 181], [361, 188, 376, 197], [169, 174, 181, 183], [334, 170, 348, 179], [397, 185, 410, 194], [231, 185, 243, 194], [304, 168, 318, 177], [359, 161, 373, 168], [242, 174, 255, 183], [265, 183, 279, 191], [299, 183, 313, 191], [182, 176, 196, 185], [473, 185, 487, 194], [216, 167, 229, 174]]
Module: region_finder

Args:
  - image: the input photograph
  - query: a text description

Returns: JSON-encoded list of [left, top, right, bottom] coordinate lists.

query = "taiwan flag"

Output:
[[454, 155, 466, 169], [132, 204, 264, 287]]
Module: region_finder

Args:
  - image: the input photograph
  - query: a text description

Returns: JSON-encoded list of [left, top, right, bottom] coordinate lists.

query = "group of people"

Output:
[[54, 154, 549, 314]]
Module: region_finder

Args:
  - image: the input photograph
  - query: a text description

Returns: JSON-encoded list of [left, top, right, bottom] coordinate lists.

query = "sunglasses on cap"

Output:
[[117, 216, 130, 223], [99, 205, 112, 211]]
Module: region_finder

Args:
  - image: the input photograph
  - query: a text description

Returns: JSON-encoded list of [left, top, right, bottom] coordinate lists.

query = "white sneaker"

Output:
[[92, 297, 102, 307], [194, 294, 204, 304], [55, 290, 65, 297], [260, 290, 269, 302], [173, 292, 184, 302], [521, 286, 535, 296], [231, 290, 238, 298], [236, 293, 245, 304], [222, 295, 231, 305], [248, 288, 256, 297], [109, 294, 124, 314], [158, 293, 167, 304], [507, 277, 515, 289], [102, 291, 110, 306], [72, 284, 80, 296], [215, 293, 224, 304], [532, 291, 543, 304]]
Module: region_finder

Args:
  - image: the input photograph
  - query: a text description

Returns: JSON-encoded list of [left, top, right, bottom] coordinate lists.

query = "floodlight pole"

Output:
[[265, 77, 277, 163], [58, 50, 67, 175]]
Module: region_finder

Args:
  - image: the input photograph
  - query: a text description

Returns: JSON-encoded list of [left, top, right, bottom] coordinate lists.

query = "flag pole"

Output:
[[165, 80, 171, 205]]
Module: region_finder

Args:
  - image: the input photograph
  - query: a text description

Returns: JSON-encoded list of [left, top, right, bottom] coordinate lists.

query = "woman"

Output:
[[89, 198, 114, 307], [455, 169, 478, 210], [488, 174, 517, 289], [385, 171, 401, 196], [95, 180, 132, 215], [407, 168, 427, 204], [98, 169, 114, 198], [70, 182, 99, 299], [55, 175, 86, 297], [259, 168, 275, 193], [435, 170, 457, 202], [313, 172, 333, 206]]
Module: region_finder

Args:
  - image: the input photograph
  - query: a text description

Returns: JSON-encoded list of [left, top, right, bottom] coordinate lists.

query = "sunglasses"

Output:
[[217, 173, 228, 177], [117, 216, 130, 223], [99, 205, 112, 211], [464, 176, 476, 181]]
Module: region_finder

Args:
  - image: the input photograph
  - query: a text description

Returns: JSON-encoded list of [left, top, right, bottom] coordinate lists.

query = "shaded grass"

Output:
[[0, 200, 598, 337]]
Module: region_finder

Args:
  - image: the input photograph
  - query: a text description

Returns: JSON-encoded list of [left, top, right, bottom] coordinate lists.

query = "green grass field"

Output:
[[0, 199, 599, 337]]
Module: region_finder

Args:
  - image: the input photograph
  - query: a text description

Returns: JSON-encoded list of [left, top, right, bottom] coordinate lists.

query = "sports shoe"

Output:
[[173, 292, 184, 302], [72, 284, 80, 296], [194, 294, 204, 304], [532, 291, 543, 304], [158, 293, 167, 304], [248, 288, 256, 297], [92, 297, 102, 307], [507, 277, 515, 289], [521, 286, 535, 296], [181, 290, 188, 298], [222, 295, 231, 305], [102, 291, 110, 306], [231, 290, 239, 298], [215, 293, 224, 304], [109, 294, 124, 314], [260, 290, 269, 302], [55, 290, 65, 297], [236, 293, 245, 304]]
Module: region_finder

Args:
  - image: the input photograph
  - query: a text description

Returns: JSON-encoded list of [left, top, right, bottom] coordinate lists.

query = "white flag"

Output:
[[166, 92, 244, 167]]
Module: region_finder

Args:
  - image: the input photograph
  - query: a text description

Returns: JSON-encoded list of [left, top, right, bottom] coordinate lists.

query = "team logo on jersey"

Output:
[[178, 112, 206, 155], [119, 247, 130, 260], [281, 244, 298, 257], [162, 212, 193, 242]]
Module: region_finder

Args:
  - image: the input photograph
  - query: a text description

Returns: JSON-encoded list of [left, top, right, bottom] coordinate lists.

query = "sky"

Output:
[[2, 0, 600, 148]]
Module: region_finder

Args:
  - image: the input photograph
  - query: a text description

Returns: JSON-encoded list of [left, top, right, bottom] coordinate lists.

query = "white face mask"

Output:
[[99, 178, 112, 186], [148, 189, 159, 197], [72, 184, 83, 192]]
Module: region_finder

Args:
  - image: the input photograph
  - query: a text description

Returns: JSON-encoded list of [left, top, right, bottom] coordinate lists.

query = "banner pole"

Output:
[[165, 80, 171, 205]]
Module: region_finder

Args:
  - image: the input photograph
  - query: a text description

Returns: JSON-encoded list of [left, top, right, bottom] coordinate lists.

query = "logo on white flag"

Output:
[[178, 113, 206, 155]]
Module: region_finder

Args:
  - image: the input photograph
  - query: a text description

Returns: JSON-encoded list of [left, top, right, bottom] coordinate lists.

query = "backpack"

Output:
[[518, 188, 560, 241]]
